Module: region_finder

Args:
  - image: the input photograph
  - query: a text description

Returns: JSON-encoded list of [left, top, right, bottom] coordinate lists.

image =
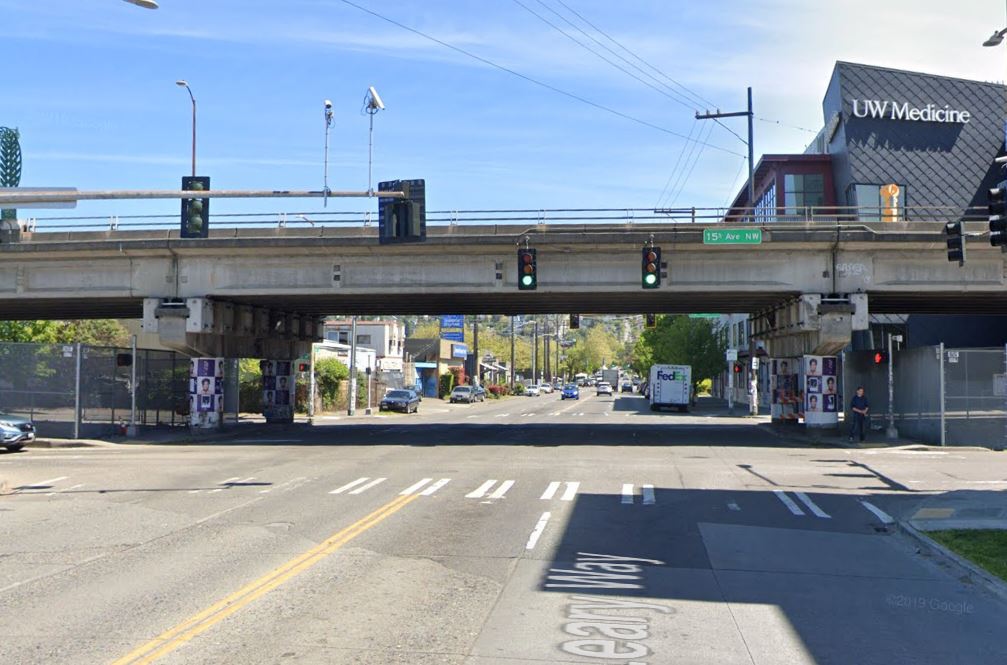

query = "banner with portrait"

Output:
[[770, 358, 800, 422], [261, 360, 295, 423], [803, 355, 839, 427], [189, 357, 223, 429]]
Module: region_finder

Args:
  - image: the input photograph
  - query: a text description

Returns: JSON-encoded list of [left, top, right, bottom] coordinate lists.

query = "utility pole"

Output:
[[886, 333, 903, 439], [473, 315, 480, 386], [532, 320, 539, 386], [696, 86, 754, 221], [348, 316, 358, 416]]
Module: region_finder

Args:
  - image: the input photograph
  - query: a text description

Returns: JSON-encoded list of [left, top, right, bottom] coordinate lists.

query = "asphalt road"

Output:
[[1, 392, 1005, 664]]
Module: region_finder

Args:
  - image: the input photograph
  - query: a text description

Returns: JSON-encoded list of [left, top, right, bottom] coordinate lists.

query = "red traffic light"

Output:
[[733, 362, 742, 374], [297, 362, 309, 372], [873, 351, 888, 365]]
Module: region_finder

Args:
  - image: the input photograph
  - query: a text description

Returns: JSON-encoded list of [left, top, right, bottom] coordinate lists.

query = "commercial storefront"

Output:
[[728, 61, 1005, 223], [718, 61, 1007, 420]]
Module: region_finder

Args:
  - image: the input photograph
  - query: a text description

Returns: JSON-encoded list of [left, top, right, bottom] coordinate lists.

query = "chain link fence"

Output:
[[0, 341, 189, 438], [844, 345, 1007, 448]]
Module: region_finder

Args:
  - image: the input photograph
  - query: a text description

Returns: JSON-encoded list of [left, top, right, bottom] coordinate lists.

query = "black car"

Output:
[[380, 389, 420, 413]]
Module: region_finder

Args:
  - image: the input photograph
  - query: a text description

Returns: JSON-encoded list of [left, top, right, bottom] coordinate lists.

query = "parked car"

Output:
[[0, 413, 36, 452], [561, 384, 580, 400], [473, 386, 487, 401], [540, 383, 554, 394], [525, 384, 541, 397], [620, 381, 634, 393], [380, 390, 420, 413], [596, 381, 613, 396], [450, 386, 477, 403], [639, 381, 650, 398]]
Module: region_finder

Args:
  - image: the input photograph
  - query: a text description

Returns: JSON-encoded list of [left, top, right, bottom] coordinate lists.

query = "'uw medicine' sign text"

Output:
[[851, 99, 970, 124]]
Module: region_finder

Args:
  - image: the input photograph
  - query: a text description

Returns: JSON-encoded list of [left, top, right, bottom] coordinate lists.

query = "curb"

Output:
[[898, 520, 1007, 604]]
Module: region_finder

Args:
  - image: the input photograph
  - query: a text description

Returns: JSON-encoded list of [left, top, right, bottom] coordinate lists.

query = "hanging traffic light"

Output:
[[645, 313, 656, 328], [517, 247, 537, 290], [733, 362, 742, 374], [569, 314, 580, 329], [378, 179, 426, 244], [873, 351, 888, 365], [642, 246, 661, 289], [990, 183, 1007, 248], [945, 221, 965, 265], [180, 176, 210, 238]]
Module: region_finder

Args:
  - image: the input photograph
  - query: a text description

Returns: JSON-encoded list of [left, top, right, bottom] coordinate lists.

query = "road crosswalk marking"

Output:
[[488, 480, 515, 499], [349, 477, 386, 494], [466, 480, 498, 498], [860, 500, 895, 524], [641, 484, 656, 505], [329, 477, 372, 494], [420, 478, 451, 496], [773, 490, 806, 516], [795, 492, 831, 518], [621, 484, 635, 504], [401, 478, 434, 495], [526, 511, 551, 550]]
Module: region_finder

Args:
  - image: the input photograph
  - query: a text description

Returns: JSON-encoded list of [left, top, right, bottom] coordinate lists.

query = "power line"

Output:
[[668, 122, 715, 208], [519, 0, 700, 111], [549, 0, 715, 109], [712, 118, 747, 146], [653, 120, 698, 209], [334, 0, 743, 158], [756, 116, 819, 135], [722, 156, 749, 209]]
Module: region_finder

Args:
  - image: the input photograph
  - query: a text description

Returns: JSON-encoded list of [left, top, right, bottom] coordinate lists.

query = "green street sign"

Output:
[[703, 228, 763, 244], [688, 314, 721, 319]]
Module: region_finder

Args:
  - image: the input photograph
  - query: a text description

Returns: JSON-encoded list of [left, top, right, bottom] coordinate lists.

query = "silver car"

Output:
[[1, 413, 36, 452]]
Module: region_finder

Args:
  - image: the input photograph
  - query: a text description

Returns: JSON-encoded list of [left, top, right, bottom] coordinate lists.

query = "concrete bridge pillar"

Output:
[[189, 357, 224, 430], [259, 360, 296, 424], [751, 293, 869, 357]]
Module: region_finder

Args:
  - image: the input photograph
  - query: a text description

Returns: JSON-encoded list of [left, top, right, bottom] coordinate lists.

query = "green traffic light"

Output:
[[521, 275, 534, 287], [644, 273, 657, 285]]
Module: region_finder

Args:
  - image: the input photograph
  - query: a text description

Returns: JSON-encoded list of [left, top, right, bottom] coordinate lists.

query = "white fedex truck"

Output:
[[649, 364, 692, 412]]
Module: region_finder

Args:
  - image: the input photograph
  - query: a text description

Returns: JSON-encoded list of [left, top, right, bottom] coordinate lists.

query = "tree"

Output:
[[632, 315, 726, 393], [0, 320, 129, 346]]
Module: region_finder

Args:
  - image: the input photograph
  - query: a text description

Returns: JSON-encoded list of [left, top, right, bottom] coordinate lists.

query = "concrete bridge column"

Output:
[[260, 360, 295, 424], [189, 357, 224, 430]]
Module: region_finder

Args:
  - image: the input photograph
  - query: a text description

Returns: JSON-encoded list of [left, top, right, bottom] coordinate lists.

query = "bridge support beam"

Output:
[[751, 293, 869, 358], [142, 297, 322, 360]]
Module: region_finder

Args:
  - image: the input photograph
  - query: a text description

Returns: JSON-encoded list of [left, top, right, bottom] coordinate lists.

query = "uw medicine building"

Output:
[[724, 60, 1007, 352]]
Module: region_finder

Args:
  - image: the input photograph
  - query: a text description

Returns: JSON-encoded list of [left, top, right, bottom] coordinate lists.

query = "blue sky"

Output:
[[2, 0, 1005, 225]]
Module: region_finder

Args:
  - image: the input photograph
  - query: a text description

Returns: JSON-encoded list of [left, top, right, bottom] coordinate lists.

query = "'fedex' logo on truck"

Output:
[[657, 370, 683, 381]]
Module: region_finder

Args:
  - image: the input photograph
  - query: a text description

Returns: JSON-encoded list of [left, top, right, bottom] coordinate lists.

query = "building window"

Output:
[[783, 173, 825, 218], [754, 183, 777, 223], [850, 183, 907, 222], [338, 332, 349, 344], [356, 334, 371, 346]]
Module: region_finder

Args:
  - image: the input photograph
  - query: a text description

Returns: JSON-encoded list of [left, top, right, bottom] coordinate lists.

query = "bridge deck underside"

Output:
[[5, 291, 1007, 320]]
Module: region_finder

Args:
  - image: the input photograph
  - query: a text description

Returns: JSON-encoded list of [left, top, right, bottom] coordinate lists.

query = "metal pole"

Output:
[[886, 332, 899, 439], [368, 111, 374, 195], [473, 315, 479, 385], [366, 368, 372, 415], [308, 342, 316, 424], [939, 342, 946, 447], [0, 187, 407, 205], [747, 86, 754, 222], [727, 358, 734, 413], [73, 342, 81, 440], [191, 95, 197, 177], [128, 334, 137, 437], [348, 317, 358, 416], [510, 317, 515, 390], [533, 321, 538, 386]]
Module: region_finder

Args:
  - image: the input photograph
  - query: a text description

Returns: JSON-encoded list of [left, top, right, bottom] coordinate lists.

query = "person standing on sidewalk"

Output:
[[848, 386, 870, 442]]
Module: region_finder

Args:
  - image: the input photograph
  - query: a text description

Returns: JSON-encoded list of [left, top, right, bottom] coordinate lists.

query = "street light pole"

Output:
[[176, 80, 196, 177]]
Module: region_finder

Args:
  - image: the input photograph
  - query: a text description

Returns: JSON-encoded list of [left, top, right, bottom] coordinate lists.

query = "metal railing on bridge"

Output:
[[13, 204, 988, 234]]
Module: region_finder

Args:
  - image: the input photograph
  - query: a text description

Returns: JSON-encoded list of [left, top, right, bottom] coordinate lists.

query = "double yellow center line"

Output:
[[112, 493, 418, 665]]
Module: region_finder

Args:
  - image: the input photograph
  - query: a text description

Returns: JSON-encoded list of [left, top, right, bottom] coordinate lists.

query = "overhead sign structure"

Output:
[[703, 229, 762, 245]]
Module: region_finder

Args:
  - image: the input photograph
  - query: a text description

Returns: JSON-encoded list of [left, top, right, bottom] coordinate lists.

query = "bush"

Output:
[[315, 357, 350, 409], [512, 383, 526, 396], [439, 372, 455, 399], [487, 384, 510, 397]]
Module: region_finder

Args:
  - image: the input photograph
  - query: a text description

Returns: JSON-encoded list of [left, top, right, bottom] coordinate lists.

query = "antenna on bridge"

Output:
[[323, 99, 334, 207], [364, 86, 385, 196]]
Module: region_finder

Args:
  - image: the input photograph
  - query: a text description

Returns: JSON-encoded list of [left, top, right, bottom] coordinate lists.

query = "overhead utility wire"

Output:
[[550, 0, 716, 109], [657, 121, 706, 209], [712, 118, 747, 145], [335, 0, 743, 157], [522, 0, 702, 111], [653, 120, 698, 209], [667, 122, 715, 208]]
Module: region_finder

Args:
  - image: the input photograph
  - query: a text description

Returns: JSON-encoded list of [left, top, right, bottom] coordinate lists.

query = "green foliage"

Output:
[[561, 326, 623, 376], [0, 320, 129, 346], [632, 315, 726, 392], [314, 356, 349, 409], [439, 372, 455, 398]]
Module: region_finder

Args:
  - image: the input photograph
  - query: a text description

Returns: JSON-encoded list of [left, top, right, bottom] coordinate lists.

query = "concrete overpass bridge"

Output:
[[0, 220, 1001, 357]]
